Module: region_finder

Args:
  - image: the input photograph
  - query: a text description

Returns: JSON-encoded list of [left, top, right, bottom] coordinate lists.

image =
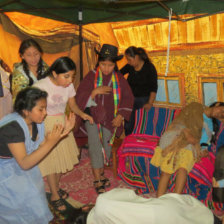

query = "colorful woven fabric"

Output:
[[94, 67, 120, 164], [133, 107, 181, 136], [117, 107, 224, 215]]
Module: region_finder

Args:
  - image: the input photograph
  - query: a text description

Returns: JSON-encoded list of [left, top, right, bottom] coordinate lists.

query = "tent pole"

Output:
[[78, 9, 83, 81]]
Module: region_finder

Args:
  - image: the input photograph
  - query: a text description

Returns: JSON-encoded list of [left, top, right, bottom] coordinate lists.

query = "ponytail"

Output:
[[125, 46, 151, 63]]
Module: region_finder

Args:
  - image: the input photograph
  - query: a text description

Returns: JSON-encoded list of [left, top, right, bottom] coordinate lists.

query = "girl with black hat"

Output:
[[75, 44, 134, 194]]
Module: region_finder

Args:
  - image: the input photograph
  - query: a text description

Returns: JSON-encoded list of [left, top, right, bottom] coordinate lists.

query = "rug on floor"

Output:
[[44, 148, 132, 205]]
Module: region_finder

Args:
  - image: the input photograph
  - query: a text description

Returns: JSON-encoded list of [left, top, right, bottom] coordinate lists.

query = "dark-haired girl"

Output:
[[120, 46, 158, 135], [34, 56, 93, 212], [12, 38, 48, 100], [0, 87, 75, 223], [75, 44, 134, 194]]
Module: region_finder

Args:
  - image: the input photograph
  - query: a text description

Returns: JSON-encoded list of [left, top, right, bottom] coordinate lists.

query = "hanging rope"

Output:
[[165, 8, 172, 77]]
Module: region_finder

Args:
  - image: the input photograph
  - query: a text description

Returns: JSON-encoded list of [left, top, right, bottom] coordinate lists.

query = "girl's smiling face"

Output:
[[52, 70, 75, 87]]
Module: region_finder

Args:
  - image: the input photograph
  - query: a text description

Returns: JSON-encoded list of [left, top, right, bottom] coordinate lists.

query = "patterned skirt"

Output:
[[38, 114, 79, 176]]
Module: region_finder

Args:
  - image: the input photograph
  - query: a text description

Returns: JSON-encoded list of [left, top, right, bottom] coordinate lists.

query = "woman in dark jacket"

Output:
[[120, 46, 158, 135]]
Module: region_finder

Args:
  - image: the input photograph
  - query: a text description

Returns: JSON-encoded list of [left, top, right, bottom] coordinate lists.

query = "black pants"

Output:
[[124, 96, 148, 136]]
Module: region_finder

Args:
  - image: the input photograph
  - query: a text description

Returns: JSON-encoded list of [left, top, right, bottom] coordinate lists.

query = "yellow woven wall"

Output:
[[113, 13, 224, 104], [151, 53, 224, 104]]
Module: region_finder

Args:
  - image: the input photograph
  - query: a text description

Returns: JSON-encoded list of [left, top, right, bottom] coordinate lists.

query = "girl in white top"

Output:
[[34, 56, 93, 212]]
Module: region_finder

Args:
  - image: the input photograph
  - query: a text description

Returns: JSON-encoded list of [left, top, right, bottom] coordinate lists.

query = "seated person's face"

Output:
[[211, 106, 224, 122]]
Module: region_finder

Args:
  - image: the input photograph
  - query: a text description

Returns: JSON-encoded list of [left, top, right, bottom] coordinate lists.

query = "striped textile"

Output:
[[94, 68, 120, 164], [117, 107, 224, 216], [133, 107, 181, 136]]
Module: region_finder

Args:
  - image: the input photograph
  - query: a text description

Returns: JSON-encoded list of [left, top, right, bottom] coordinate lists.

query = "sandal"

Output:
[[51, 198, 66, 212], [81, 203, 95, 212], [93, 180, 105, 194], [58, 188, 69, 199], [101, 173, 110, 188]]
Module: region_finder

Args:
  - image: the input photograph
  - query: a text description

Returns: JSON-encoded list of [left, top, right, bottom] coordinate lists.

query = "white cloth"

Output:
[[34, 77, 76, 115], [87, 188, 214, 224]]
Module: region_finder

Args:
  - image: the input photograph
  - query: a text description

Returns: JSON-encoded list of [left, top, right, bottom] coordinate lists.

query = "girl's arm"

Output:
[[143, 91, 157, 112], [112, 114, 124, 128], [68, 97, 93, 124], [91, 86, 112, 99], [62, 112, 76, 135], [8, 124, 66, 170]]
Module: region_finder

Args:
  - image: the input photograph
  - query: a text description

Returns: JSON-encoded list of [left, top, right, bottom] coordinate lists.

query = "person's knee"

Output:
[[160, 171, 171, 178], [177, 167, 187, 174]]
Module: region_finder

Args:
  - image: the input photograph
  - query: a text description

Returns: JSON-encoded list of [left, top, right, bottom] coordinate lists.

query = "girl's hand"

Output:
[[45, 124, 64, 145], [143, 103, 153, 112], [212, 177, 219, 187], [91, 86, 112, 98], [81, 113, 94, 124], [199, 149, 209, 158], [62, 112, 76, 137], [112, 114, 123, 127]]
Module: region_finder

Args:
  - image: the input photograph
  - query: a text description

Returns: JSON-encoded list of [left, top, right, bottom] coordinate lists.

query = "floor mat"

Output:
[[44, 148, 133, 205]]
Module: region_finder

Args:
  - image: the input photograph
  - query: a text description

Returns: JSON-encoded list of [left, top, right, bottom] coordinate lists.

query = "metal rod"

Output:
[[156, 0, 183, 21], [78, 9, 83, 81]]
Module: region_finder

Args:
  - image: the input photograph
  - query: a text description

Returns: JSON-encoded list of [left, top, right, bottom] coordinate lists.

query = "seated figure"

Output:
[[117, 102, 224, 217], [151, 102, 224, 197]]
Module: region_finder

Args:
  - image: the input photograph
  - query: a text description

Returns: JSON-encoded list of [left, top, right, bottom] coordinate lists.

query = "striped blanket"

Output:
[[117, 107, 224, 216]]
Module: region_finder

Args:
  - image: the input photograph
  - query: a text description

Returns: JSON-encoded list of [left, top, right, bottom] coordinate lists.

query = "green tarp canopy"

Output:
[[0, 0, 224, 24], [1, 0, 224, 80]]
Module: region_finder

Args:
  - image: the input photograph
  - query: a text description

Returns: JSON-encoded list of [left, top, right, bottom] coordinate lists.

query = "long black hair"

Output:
[[125, 46, 151, 63], [19, 39, 44, 85], [209, 102, 224, 145], [43, 56, 76, 78], [14, 87, 48, 117]]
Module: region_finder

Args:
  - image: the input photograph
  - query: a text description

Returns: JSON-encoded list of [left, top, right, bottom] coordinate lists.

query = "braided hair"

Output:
[[19, 39, 44, 85]]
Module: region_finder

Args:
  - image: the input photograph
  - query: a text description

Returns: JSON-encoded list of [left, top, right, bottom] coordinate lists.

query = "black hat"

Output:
[[95, 44, 123, 61]]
